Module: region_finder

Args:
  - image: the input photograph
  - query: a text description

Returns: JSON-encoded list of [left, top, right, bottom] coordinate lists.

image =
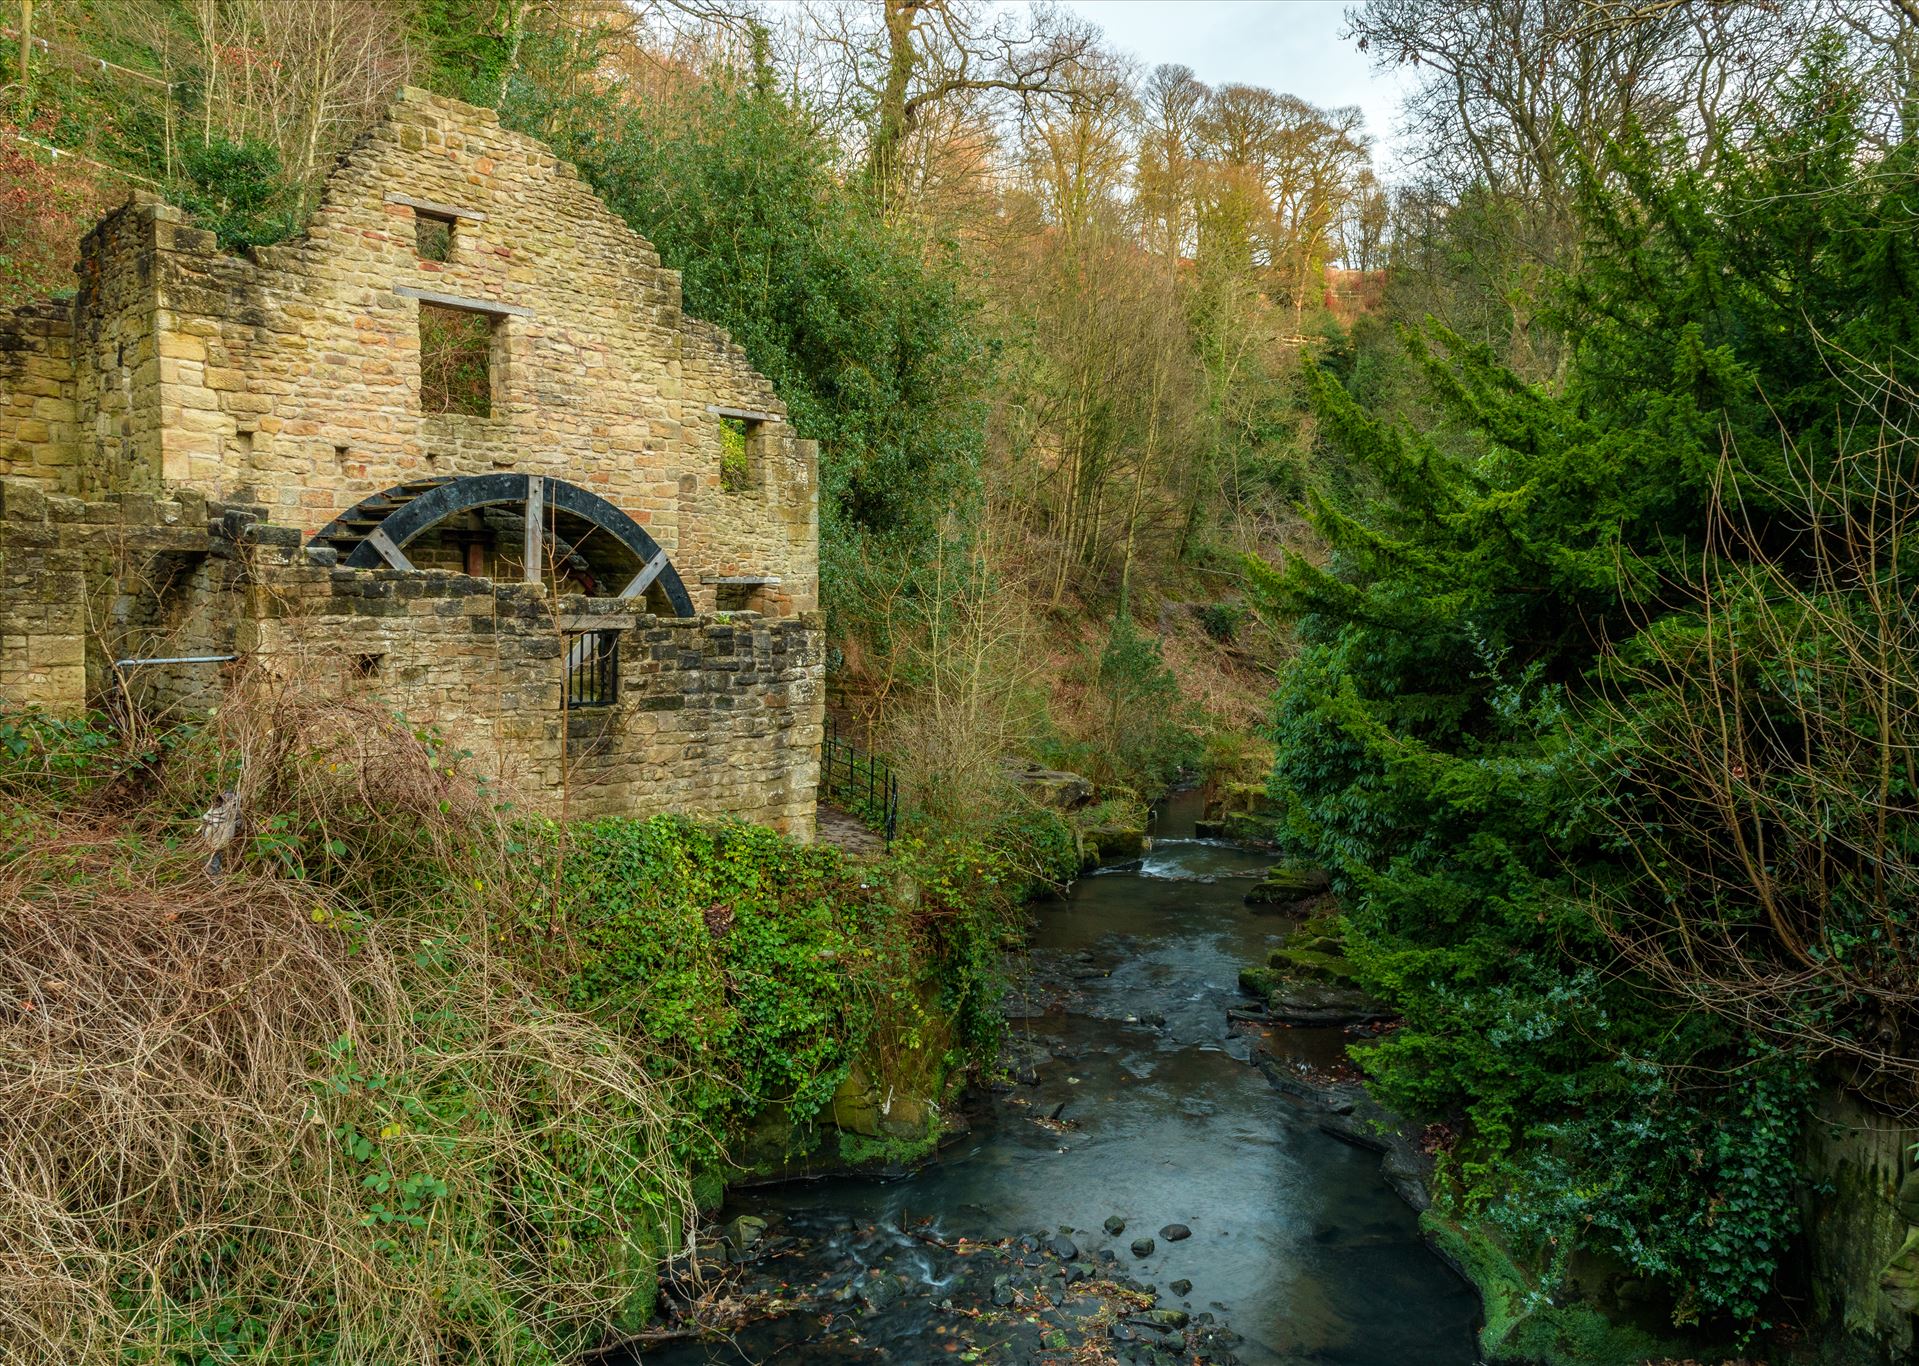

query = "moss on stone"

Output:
[[1420, 1209, 1704, 1365], [1239, 965, 1284, 997], [1267, 946, 1360, 983]]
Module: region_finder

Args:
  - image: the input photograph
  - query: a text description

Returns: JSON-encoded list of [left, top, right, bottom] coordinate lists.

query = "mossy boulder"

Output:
[[1245, 865, 1331, 907], [1080, 822, 1147, 863], [1239, 965, 1283, 997], [1268, 979, 1390, 1025], [1268, 945, 1360, 984], [1005, 761, 1094, 811], [1420, 1209, 1707, 1364], [1237, 916, 1387, 1024], [830, 1056, 937, 1142], [1075, 794, 1151, 868]]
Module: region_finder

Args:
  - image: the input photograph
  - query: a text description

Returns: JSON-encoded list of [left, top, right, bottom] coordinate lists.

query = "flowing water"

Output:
[[636, 793, 1480, 1364]]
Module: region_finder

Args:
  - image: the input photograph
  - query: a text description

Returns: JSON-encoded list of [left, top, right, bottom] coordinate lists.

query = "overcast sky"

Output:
[[1056, 1, 1414, 174]]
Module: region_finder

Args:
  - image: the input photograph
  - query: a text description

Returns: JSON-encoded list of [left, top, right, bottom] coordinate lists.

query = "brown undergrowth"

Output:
[[0, 670, 694, 1364]]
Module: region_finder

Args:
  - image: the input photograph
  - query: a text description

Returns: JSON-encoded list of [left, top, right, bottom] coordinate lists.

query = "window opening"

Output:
[[565, 630, 619, 708], [719, 415, 752, 492], [414, 210, 455, 262], [418, 302, 495, 417], [351, 653, 383, 678]]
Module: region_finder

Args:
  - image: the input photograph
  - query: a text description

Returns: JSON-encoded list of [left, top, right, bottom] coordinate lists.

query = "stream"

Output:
[[633, 792, 1481, 1364]]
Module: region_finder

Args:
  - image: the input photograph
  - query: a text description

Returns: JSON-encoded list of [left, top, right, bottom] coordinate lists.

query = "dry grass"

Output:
[[0, 670, 695, 1364]]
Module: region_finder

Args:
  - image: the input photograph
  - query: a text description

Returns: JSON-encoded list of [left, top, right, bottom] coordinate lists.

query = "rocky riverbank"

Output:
[[627, 808, 1479, 1365], [636, 1207, 1246, 1365]]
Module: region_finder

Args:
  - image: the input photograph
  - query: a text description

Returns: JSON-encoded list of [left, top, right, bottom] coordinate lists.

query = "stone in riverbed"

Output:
[[1244, 865, 1331, 907], [1103, 1214, 1127, 1235], [1005, 761, 1094, 810], [1170, 1278, 1193, 1296], [1160, 1222, 1192, 1242], [1130, 1236, 1156, 1258], [1047, 1234, 1080, 1260], [1268, 979, 1392, 1026], [1128, 1307, 1191, 1330]]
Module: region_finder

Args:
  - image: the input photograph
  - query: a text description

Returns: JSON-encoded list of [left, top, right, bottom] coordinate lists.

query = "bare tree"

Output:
[[785, 0, 1095, 213], [1590, 375, 1919, 1104]]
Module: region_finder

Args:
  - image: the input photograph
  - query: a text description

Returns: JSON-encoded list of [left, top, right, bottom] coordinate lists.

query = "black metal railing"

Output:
[[565, 630, 619, 708], [820, 723, 900, 845]]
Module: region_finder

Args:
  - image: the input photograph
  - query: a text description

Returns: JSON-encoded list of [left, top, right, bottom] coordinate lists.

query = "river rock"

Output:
[[1268, 979, 1391, 1025], [1160, 1222, 1192, 1242], [1081, 821, 1148, 864], [1005, 761, 1094, 810], [1129, 1307, 1191, 1329], [723, 1214, 767, 1251], [1170, 1278, 1193, 1295], [1244, 865, 1331, 907], [1130, 1236, 1156, 1257], [1104, 1215, 1127, 1235], [1048, 1234, 1080, 1260]]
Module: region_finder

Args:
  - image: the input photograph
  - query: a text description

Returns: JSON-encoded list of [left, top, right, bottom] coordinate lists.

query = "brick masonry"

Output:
[[0, 88, 822, 837]]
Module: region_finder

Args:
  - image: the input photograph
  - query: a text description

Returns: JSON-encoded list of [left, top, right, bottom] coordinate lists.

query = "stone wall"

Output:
[[0, 85, 817, 616], [0, 478, 228, 716], [0, 300, 81, 491], [0, 481, 820, 834], [245, 555, 822, 834], [0, 86, 823, 835]]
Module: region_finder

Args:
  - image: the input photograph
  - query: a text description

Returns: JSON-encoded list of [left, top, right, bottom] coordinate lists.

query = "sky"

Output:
[[1055, 1, 1415, 175]]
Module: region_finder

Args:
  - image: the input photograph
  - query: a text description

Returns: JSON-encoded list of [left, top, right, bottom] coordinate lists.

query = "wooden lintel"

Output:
[[395, 284, 532, 318], [705, 404, 780, 424], [385, 192, 488, 222]]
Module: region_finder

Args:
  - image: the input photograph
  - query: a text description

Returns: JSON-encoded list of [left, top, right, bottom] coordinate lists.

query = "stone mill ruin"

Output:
[[0, 88, 824, 836]]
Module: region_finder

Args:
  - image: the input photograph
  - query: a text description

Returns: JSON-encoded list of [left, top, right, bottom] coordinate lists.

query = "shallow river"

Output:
[[638, 795, 1480, 1364]]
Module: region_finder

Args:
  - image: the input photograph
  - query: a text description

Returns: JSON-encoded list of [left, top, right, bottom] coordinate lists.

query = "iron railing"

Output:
[[565, 630, 619, 708], [820, 723, 900, 845]]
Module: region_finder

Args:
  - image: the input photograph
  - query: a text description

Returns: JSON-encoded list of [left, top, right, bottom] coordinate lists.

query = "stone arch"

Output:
[[311, 473, 694, 616]]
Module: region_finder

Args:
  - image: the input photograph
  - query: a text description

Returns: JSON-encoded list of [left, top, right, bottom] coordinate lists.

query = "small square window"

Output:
[[419, 302, 495, 417], [351, 652, 383, 678], [565, 631, 619, 708], [415, 211, 455, 262]]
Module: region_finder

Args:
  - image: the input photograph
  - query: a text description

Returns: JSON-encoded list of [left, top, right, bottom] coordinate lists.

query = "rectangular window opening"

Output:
[[719, 415, 755, 492], [419, 302, 496, 417], [565, 630, 619, 708], [415, 210, 455, 262], [351, 652, 383, 679]]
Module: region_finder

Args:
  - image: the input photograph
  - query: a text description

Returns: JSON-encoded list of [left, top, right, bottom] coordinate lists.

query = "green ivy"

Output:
[[543, 816, 1017, 1170]]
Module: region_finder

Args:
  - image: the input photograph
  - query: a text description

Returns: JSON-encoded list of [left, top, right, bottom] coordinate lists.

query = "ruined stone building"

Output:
[[0, 87, 823, 835]]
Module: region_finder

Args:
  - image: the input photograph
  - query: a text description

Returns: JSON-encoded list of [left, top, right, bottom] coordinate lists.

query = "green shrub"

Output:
[[177, 136, 298, 249]]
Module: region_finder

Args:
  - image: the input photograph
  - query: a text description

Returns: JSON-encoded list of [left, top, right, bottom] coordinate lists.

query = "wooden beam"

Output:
[[619, 547, 671, 599], [523, 476, 544, 583], [706, 403, 781, 424], [395, 284, 532, 317], [384, 192, 488, 222], [365, 525, 414, 571]]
